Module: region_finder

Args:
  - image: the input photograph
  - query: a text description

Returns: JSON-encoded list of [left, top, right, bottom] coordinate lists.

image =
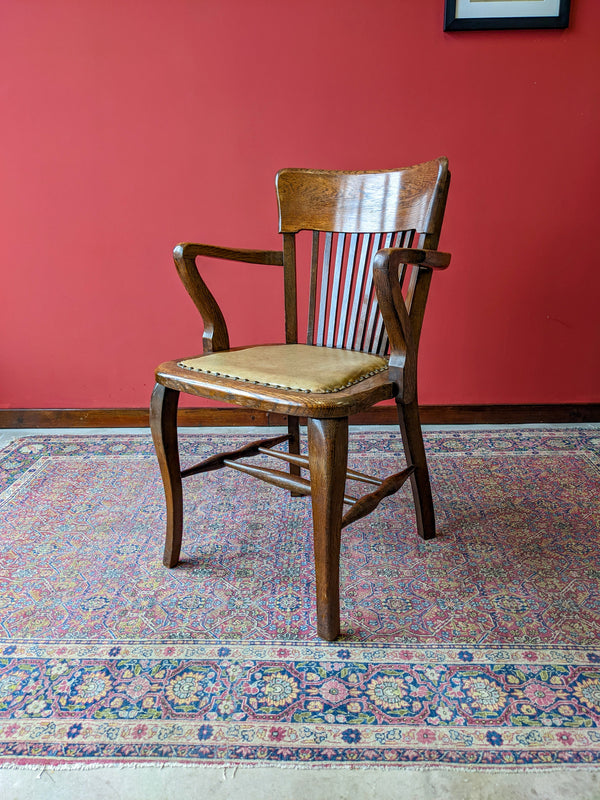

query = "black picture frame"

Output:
[[444, 0, 571, 31]]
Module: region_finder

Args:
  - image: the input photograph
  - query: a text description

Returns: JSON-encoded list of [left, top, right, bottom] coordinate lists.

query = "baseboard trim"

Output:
[[1, 404, 599, 429]]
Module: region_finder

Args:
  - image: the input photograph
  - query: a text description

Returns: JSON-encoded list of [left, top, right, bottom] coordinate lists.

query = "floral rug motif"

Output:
[[0, 427, 599, 767]]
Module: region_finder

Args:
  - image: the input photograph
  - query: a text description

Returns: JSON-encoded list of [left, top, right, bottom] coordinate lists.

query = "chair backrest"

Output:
[[275, 158, 449, 354]]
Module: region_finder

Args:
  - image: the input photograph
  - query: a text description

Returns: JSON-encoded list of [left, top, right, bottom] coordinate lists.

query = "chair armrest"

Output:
[[373, 247, 451, 401], [173, 242, 284, 353], [374, 247, 451, 271], [174, 242, 284, 266]]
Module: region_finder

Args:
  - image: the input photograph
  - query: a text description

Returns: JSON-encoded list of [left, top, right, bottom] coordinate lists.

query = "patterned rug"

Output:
[[0, 427, 599, 768]]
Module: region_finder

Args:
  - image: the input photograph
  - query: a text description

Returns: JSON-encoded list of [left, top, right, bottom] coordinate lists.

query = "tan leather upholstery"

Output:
[[178, 344, 388, 393]]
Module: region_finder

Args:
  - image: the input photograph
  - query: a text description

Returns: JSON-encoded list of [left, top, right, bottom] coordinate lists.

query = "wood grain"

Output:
[[276, 160, 448, 234]]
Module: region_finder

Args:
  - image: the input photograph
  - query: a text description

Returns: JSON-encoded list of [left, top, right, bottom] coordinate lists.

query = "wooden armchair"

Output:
[[151, 158, 451, 640]]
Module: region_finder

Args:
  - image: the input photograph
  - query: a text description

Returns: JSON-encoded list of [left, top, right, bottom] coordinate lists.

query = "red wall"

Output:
[[2, 0, 599, 408]]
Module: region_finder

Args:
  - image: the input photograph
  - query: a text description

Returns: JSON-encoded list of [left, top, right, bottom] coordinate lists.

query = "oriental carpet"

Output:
[[0, 427, 599, 768]]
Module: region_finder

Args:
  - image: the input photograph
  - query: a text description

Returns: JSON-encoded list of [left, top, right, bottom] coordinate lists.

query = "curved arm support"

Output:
[[173, 242, 284, 354], [373, 247, 451, 402]]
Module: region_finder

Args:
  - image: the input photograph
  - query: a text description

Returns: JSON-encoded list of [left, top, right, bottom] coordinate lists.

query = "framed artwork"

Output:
[[444, 0, 571, 31]]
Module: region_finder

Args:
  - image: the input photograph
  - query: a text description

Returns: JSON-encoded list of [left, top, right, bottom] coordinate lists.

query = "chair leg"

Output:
[[288, 415, 302, 496], [150, 383, 183, 568], [396, 398, 435, 540], [307, 417, 348, 641]]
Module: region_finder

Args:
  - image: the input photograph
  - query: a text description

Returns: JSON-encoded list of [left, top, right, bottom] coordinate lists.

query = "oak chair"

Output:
[[151, 158, 451, 640]]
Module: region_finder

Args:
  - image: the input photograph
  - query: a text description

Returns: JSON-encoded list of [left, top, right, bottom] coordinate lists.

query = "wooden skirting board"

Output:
[[1, 405, 599, 428]]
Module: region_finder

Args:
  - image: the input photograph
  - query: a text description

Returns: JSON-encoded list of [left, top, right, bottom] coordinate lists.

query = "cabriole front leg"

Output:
[[307, 416, 349, 641], [150, 383, 183, 567]]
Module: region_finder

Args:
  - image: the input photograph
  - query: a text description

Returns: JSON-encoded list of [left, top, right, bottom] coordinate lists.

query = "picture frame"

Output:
[[444, 0, 571, 31]]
